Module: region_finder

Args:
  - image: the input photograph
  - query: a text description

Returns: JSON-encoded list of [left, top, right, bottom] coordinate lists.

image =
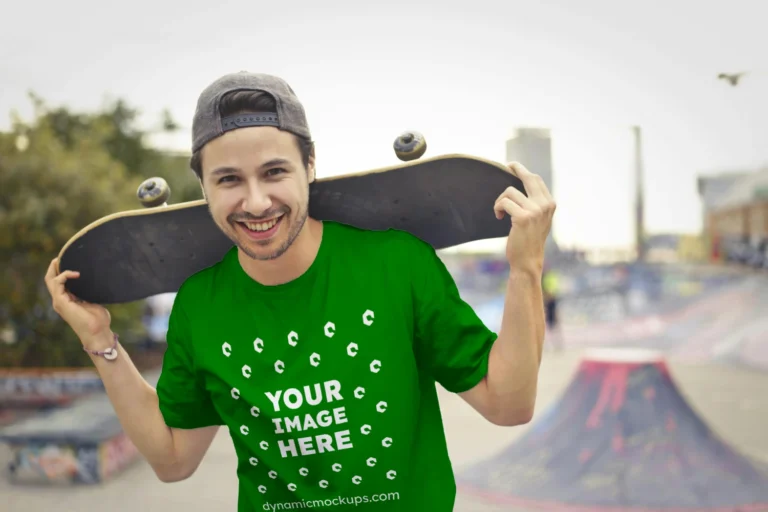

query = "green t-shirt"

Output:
[[156, 221, 497, 511]]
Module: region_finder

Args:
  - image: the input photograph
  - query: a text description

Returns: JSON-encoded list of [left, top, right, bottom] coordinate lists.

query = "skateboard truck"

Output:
[[136, 177, 171, 208]]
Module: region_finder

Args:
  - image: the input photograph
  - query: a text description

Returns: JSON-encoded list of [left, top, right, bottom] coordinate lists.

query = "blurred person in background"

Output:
[[542, 265, 563, 351]]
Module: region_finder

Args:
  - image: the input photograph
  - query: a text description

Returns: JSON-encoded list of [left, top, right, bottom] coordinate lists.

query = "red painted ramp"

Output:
[[457, 349, 768, 511]]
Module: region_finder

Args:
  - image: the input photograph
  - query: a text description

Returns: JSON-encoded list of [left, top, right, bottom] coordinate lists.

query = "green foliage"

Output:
[[0, 93, 200, 367]]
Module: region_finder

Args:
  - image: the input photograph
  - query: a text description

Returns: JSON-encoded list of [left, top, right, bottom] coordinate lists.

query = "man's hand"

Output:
[[458, 162, 554, 426], [493, 162, 556, 273], [45, 258, 113, 349]]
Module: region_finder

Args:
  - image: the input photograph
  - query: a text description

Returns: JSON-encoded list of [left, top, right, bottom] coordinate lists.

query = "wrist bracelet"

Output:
[[83, 332, 119, 361]]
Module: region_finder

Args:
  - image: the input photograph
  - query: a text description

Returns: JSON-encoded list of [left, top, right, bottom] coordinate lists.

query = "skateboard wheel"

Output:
[[393, 131, 427, 161], [137, 177, 171, 207]]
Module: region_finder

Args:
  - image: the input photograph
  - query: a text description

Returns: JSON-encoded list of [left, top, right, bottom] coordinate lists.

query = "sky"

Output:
[[1, 0, 766, 253]]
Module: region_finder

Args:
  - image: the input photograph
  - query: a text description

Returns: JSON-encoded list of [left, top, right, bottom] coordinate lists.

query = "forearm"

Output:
[[485, 268, 545, 422], [84, 332, 182, 478]]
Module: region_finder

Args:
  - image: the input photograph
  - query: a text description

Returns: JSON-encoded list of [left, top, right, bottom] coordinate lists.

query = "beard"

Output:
[[211, 199, 310, 262], [240, 203, 309, 261]]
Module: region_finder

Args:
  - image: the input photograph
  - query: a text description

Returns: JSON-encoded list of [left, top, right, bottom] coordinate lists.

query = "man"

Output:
[[542, 266, 563, 351], [45, 71, 555, 511]]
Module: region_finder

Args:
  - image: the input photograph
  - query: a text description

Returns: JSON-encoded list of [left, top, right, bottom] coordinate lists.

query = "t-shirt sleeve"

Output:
[[156, 294, 223, 429], [409, 236, 498, 394]]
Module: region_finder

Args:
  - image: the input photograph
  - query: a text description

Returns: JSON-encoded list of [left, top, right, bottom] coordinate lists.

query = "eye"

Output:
[[266, 167, 287, 177], [217, 175, 238, 184]]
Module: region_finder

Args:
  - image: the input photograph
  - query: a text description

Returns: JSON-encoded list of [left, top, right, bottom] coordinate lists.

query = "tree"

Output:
[[0, 93, 200, 367]]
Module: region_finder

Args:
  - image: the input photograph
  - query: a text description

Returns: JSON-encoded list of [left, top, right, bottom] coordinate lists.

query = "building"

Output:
[[505, 128, 559, 256], [698, 167, 768, 262], [506, 128, 554, 194]]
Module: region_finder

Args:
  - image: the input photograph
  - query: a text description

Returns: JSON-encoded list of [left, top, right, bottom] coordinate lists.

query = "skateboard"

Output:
[[57, 133, 525, 304]]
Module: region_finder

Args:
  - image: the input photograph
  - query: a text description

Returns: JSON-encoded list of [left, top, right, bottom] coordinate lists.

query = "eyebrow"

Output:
[[210, 158, 292, 177], [210, 166, 239, 177], [260, 158, 292, 169]]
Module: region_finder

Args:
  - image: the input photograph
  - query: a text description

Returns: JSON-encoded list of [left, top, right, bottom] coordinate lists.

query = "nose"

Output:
[[240, 180, 273, 216]]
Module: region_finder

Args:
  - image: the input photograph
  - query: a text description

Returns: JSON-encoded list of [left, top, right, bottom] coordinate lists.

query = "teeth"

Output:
[[244, 216, 281, 232]]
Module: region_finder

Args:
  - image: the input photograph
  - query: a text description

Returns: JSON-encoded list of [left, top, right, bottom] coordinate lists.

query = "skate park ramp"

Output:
[[471, 263, 768, 370], [456, 348, 768, 511], [0, 372, 161, 485], [459, 263, 768, 510]]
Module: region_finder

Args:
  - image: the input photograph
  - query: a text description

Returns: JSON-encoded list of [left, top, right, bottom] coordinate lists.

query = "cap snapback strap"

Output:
[[221, 112, 279, 132]]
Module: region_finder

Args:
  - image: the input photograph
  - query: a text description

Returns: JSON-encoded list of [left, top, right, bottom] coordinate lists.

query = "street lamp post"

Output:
[[633, 125, 645, 262]]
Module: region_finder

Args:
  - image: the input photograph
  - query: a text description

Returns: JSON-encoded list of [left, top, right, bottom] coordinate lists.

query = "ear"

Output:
[[198, 178, 208, 201], [306, 153, 316, 184]]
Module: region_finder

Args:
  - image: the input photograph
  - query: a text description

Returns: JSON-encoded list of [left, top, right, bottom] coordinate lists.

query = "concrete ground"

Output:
[[2, 348, 768, 511]]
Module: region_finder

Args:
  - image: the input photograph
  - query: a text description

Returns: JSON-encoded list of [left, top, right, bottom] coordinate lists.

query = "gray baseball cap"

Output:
[[191, 71, 311, 153]]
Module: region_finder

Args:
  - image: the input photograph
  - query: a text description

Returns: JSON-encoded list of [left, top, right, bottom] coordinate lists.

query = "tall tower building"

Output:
[[505, 128, 558, 254]]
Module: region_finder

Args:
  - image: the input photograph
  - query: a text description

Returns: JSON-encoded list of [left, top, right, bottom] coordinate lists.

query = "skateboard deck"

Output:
[[57, 154, 524, 304]]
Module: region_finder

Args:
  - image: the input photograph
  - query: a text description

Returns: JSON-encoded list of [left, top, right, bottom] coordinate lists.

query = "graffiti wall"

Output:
[[7, 433, 141, 484], [99, 432, 140, 481], [0, 387, 146, 484], [9, 442, 100, 484]]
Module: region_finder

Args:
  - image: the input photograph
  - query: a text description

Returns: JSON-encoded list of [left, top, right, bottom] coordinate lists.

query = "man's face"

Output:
[[199, 126, 315, 261]]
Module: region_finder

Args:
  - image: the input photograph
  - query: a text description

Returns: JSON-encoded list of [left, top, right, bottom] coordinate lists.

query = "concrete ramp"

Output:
[[0, 371, 159, 484], [457, 349, 768, 511]]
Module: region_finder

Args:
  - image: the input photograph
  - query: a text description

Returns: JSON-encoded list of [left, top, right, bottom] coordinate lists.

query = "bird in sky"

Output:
[[717, 72, 747, 86]]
